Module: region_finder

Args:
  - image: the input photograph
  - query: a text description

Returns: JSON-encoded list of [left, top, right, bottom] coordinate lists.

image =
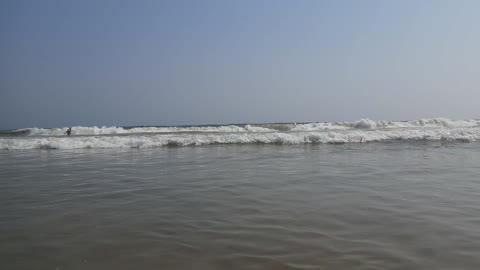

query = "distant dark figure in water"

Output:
[[65, 127, 72, 136]]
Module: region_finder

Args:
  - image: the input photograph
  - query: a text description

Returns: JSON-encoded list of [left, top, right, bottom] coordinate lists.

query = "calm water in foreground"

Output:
[[1, 142, 480, 269]]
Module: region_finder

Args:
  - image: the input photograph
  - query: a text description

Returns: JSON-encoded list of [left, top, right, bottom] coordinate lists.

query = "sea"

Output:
[[1, 118, 480, 270]]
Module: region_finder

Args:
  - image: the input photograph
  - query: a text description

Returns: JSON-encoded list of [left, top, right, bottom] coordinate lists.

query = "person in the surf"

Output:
[[65, 127, 72, 136]]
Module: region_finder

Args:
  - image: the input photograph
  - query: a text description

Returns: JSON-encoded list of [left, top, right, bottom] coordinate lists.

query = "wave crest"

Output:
[[6, 118, 478, 137], [1, 127, 479, 150]]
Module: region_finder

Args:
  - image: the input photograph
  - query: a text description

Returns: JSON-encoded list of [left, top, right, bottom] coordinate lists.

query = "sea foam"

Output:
[[1, 119, 480, 150], [13, 118, 480, 137]]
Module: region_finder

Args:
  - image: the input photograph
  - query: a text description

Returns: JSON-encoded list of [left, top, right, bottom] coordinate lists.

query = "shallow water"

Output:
[[1, 142, 480, 269]]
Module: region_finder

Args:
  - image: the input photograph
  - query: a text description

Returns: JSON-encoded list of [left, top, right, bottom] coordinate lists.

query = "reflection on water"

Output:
[[1, 142, 480, 269]]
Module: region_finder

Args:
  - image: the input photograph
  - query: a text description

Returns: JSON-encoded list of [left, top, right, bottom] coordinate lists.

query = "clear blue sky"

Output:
[[1, 0, 479, 129]]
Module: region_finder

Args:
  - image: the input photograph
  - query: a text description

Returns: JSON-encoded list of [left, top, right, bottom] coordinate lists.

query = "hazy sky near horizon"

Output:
[[1, 0, 479, 129]]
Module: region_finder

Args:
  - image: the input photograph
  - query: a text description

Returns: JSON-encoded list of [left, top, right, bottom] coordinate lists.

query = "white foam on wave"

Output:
[[27, 125, 252, 136], [2, 127, 479, 150], [23, 118, 480, 137], [334, 118, 480, 129]]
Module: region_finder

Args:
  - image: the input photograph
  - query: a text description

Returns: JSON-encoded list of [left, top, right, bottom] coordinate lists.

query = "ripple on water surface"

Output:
[[1, 143, 480, 269]]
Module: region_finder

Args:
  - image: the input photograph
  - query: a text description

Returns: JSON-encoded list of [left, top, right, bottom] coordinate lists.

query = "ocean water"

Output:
[[1, 119, 480, 269]]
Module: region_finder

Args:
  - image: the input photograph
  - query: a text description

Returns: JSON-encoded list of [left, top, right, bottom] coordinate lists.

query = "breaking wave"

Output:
[[2, 118, 479, 137], [1, 118, 479, 150]]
